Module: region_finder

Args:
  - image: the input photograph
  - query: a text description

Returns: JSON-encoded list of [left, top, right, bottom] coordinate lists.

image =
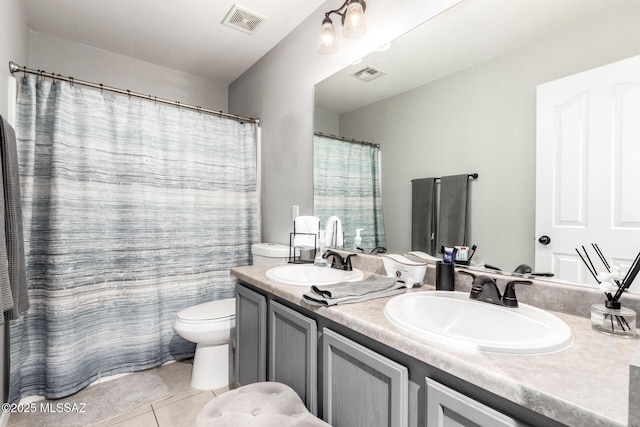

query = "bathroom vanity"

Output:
[[231, 260, 640, 427]]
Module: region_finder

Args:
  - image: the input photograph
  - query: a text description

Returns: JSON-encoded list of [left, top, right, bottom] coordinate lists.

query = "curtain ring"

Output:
[[69, 76, 74, 87], [127, 89, 131, 99], [175, 101, 180, 109], [99, 83, 104, 94]]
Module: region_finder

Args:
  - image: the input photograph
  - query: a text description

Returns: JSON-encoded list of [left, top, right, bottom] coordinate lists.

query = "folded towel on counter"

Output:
[[324, 216, 343, 248], [311, 275, 398, 298], [303, 275, 405, 307], [293, 216, 320, 248]]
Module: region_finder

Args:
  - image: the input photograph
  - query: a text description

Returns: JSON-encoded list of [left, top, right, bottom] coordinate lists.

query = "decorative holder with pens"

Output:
[[576, 244, 639, 338]]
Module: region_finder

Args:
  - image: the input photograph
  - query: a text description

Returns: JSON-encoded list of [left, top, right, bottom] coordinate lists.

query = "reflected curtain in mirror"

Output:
[[313, 134, 385, 250]]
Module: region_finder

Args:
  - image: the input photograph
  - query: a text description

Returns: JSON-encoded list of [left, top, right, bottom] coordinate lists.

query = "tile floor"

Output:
[[7, 360, 227, 427]]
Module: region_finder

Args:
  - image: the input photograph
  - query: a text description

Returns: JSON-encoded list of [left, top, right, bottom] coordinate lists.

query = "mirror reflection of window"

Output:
[[313, 133, 385, 251]]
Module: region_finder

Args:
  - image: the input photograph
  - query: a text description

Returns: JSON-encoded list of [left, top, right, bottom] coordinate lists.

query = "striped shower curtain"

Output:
[[313, 134, 385, 250], [9, 76, 258, 402]]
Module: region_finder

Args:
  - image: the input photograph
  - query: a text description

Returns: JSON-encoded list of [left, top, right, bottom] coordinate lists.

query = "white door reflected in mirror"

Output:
[[536, 54, 640, 286]]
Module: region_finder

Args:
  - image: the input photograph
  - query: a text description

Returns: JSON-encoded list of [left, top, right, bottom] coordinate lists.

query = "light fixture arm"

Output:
[[324, 0, 366, 26]]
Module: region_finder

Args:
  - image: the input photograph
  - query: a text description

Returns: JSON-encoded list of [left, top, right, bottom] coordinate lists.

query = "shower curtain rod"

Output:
[[8, 61, 260, 125], [314, 132, 380, 148]]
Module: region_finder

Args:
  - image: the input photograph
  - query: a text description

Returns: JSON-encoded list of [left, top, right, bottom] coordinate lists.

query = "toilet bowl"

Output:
[[173, 298, 235, 391]]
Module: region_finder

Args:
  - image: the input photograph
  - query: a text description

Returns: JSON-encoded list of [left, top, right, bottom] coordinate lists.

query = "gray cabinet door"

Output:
[[426, 378, 525, 427], [235, 284, 267, 387], [323, 328, 408, 427], [268, 300, 318, 415]]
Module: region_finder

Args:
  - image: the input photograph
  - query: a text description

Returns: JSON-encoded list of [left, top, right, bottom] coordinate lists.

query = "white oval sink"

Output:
[[384, 291, 573, 354], [266, 264, 364, 287]]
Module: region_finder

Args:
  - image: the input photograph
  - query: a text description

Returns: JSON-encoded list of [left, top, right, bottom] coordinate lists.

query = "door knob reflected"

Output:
[[538, 235, 551, 245]]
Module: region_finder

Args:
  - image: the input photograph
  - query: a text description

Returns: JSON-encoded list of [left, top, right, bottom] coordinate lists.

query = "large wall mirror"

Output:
[[314, 0, 640, 284]]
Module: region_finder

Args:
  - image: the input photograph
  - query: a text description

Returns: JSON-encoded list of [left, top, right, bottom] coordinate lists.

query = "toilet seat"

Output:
[[177, 298, 235, 324]]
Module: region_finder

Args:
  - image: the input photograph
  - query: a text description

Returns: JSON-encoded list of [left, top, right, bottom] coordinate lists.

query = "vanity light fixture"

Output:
[[317, 0, 367, 55]]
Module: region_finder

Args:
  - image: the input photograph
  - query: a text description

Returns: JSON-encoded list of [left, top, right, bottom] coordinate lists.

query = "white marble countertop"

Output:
[[231, 264, 638, 427]]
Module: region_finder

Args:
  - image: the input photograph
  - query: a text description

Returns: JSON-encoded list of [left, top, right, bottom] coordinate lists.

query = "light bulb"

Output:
[[317, 19, 339, 55], [343, 1, 366, 39]]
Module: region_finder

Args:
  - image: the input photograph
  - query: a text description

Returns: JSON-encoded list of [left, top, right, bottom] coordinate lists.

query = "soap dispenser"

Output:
[[354, 229, 363, 250]]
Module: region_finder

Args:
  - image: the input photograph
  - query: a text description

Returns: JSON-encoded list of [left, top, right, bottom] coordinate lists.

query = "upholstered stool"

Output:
[[196, 382, 331, 427]]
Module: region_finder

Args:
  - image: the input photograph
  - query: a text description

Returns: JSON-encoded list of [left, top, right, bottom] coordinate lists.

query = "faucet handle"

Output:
[[459, 270, 476, 280], [458, 270, 477, 293], [502, 280, 532, 308]]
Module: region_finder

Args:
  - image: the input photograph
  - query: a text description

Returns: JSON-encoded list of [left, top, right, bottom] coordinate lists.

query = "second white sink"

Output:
[[384, 291, 573, 354], [266, 264, 364, 287]]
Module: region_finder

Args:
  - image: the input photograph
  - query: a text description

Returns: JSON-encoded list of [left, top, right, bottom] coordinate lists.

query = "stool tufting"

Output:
[[196, 382, 331, 427]]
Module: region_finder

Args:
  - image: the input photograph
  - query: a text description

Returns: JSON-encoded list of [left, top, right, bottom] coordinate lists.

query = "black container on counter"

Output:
[[435, 261, 455, 291]]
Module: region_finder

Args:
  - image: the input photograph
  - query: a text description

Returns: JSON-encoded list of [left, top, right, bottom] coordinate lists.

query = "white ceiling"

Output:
[[21, 0, 640, 96], [315, 0, 640, 115], [22, 0, 326, 84]]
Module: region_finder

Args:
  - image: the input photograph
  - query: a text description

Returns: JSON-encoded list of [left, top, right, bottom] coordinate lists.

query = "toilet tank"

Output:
[[251, 243, 290, 265]]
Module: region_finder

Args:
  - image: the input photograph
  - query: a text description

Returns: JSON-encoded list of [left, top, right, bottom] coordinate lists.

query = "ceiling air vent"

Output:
[[352, 66, 386, 82], [222, 5, 266, 35]]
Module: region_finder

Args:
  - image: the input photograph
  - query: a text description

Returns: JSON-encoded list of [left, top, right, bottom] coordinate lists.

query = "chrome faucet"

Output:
[[322, 250, 356, 271]]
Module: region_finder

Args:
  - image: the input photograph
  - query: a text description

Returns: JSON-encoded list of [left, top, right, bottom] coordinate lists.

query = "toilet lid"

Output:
[[177, 298, 235, 322]]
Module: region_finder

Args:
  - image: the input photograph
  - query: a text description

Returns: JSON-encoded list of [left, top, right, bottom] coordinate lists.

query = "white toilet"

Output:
[[174, 244, 287, 390], [173, 298, 235, 391]]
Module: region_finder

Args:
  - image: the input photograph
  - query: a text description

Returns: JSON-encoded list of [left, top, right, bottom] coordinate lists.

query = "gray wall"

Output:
[[229, 0, 461, 245], [313, 109, 339, 137], [0, 0, 29, 407], [28, 32, 229, 111], [0, 0, 29, 119], [338, 2, 640, 269]]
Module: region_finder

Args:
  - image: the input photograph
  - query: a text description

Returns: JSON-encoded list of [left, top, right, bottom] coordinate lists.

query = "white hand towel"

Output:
[[324, 216, 343, 248], [293, 216, 320, 248]]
